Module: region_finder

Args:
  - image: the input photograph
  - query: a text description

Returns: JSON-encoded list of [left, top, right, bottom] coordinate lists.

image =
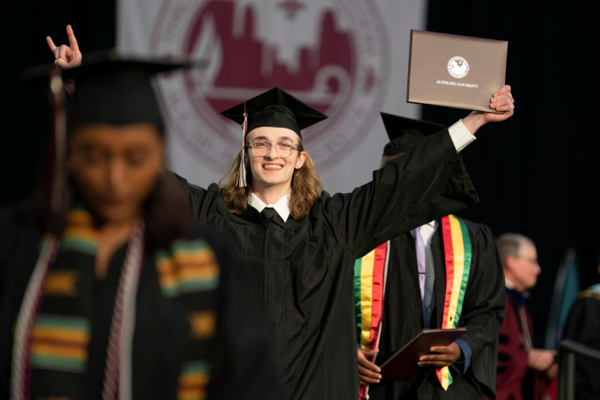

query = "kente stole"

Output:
[[436, 215, 472, 390], [354, 241, 390, 400], [12, 209, 219, 400], [353, 215, 472, 397]]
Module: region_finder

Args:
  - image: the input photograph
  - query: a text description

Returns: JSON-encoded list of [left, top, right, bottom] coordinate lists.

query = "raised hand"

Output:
[[462, 85, 515, 134], [357, 348, 382, 386], [46, 25, 82, 69], [486, 85, 515, 122]]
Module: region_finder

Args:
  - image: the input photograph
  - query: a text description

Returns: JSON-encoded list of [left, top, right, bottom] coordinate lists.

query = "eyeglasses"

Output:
[[246, 139, 301, 158], [516, 256, 539, 265]]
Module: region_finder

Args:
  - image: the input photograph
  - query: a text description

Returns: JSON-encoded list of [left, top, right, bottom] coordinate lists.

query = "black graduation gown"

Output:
[[181, 130, 479, 400], [562, 287, 600, 400], [0, 200, 284, 400], [368, 220, 506, 400]]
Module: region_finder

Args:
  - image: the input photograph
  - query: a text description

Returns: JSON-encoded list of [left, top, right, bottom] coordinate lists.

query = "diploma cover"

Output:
[[380, 328, 467, 380], [407, 30, 508, 113]]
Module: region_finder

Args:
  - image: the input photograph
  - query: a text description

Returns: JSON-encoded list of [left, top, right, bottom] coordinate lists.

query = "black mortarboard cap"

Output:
[[220, 87, 328, 140], [381, 113, 446, 156], [61, 49, 198, 131], [20, 49, 199, 132]]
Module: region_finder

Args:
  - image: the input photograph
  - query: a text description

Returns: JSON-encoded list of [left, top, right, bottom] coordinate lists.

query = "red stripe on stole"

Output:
[[440, 217, 454, 330], [369, 242, 387, 345]]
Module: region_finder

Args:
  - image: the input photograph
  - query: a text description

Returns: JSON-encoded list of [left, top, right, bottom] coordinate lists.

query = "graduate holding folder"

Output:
[[355, 114, 506, 400], [45, 26, 515, 400]]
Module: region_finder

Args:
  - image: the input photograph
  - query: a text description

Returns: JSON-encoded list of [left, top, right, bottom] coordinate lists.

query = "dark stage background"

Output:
[[424, 0, 600, 342], [1, 0, 598, 346], [0, 0, 116, 205]]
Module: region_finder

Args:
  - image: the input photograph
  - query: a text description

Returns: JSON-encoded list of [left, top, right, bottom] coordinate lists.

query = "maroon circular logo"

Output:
[[151, 0, 390, 172]]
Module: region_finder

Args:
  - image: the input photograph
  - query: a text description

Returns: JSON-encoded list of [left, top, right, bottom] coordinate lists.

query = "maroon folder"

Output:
[[380, 328, 467, 381]]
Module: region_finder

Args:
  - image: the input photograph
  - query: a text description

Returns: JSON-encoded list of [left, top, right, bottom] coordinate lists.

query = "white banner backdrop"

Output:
[[118, 0, 426, 194]]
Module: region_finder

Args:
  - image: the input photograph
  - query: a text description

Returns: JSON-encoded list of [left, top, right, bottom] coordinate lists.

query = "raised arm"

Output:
[[46, 25, 82, 95], [324, 129, 475, 258], [323, 87, 514, 258]]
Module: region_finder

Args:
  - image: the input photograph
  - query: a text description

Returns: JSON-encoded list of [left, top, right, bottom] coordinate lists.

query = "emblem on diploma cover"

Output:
[[150, 0, 390, 172], [447, 56, 469, 79]]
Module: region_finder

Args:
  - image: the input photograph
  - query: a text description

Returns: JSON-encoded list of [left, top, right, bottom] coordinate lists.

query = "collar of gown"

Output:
[[248, 191, 291, 222]]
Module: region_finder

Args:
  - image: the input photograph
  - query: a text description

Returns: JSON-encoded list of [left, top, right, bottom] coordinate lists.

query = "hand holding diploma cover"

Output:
[[407, 30, 508, 113], [380, 328, 467, 380]]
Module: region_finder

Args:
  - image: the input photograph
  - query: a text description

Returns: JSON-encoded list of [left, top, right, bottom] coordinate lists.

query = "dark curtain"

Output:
[[423, 0, 600, 345], [0, 0, 116, 206]]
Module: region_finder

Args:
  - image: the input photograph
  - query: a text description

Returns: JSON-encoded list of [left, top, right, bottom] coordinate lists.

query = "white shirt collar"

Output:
[[248, 191, 291, 222], [410, 220, 438, 239]]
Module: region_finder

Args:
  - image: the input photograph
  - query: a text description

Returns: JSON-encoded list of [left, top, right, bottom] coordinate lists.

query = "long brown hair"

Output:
[[219, 141, 323, 221]]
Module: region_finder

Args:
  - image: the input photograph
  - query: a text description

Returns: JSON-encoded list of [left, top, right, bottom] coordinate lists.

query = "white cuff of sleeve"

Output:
[[448, 119, 476, 153]]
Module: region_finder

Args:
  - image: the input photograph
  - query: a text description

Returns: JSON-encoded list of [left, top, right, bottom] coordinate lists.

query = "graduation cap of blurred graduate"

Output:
[[381, 113, 446, 156], [220, 87, 328, 187], [67, 49, 201, 130], [22, 48, 203, 130]]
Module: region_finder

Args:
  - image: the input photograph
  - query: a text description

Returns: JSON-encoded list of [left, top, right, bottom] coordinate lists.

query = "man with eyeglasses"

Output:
[[494, 233, 556, 400]]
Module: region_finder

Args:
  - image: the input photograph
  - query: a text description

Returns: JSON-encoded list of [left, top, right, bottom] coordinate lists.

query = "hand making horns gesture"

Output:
[[46, 25, 82, 69]]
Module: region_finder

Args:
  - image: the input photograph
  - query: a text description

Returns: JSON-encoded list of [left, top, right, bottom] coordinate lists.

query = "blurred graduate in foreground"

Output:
[[0, 53, 284, 400]]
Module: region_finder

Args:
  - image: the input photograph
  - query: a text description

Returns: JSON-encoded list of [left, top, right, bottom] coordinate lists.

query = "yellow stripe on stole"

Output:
[[62, 227, 98, 240], [178, 374, 210, 387], [66, 209, 94, 224], [156, 248, 215, 267], [157, 267, 220, 287], [440, 366, 449, 387], [360, 249, 376, 348], [32, 327, 89, 344], [446, 215, 465, 327], [177, 390, 207, 400], [30, 343, 87, 361]]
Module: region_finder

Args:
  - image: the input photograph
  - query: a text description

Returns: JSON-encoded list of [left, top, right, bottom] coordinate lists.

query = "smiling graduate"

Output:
[[175, 84, 515, 400]]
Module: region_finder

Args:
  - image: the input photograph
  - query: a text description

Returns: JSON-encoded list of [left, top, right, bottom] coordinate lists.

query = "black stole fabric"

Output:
[[29, 243, 98, 399]]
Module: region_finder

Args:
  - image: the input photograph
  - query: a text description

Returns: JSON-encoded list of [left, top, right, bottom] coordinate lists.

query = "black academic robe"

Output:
[[181, 131, 479, 400], [368, 220, 505, 400], [562, 287, 600, 400], [0, 200, 284, 400]]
